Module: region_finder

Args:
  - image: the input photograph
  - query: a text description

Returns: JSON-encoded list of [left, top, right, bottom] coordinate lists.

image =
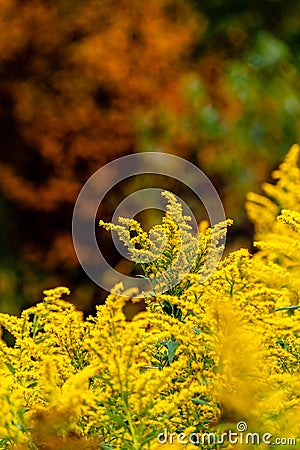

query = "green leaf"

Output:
[[136, 274, 149, 280], [0, 437, 10, 448], [276, 305, 300, 311], [166, 341, 179, 363], [35, 335, 48, 344], [161, 300, 173, 318], [191, 398, 211, 407], [5, 362, 16, 375], [106, 411, 129, 431]]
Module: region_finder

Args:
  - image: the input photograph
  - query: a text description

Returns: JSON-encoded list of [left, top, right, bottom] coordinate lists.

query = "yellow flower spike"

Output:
[[43, 286, 70, 300]]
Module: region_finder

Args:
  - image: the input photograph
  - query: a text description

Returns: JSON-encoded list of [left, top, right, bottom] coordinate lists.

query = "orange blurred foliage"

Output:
[[0, 0, 200, 270]]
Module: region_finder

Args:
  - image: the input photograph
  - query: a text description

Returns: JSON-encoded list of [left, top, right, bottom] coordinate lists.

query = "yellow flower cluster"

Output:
[[0, 147, 300, 448], [100, 191, 201, 294]]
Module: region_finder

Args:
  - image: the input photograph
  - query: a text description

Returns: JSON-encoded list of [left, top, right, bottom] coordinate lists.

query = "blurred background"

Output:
[[1, 0, 300, 314]]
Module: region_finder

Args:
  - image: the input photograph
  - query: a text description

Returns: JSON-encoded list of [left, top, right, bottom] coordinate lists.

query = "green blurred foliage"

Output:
[[135, 0, 300, 224]]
